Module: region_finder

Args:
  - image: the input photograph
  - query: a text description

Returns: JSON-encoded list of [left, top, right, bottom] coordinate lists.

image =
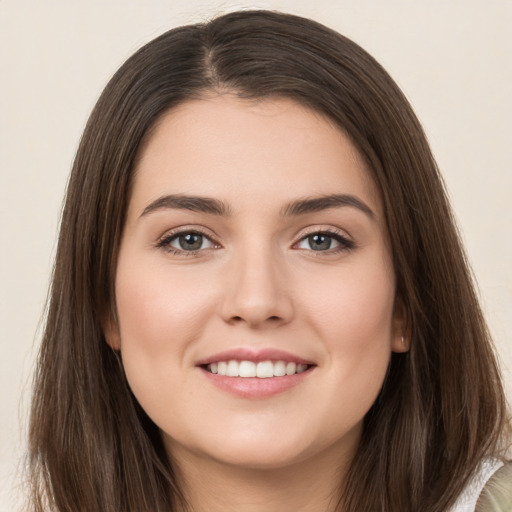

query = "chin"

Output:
[[166, 423, 349, 472]]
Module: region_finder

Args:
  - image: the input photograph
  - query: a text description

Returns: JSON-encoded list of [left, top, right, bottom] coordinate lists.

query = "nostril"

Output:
[[230, 314, 282, 324]]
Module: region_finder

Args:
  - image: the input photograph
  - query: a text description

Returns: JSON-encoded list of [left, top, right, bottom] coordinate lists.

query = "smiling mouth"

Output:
[[204, 360, 312, 378]]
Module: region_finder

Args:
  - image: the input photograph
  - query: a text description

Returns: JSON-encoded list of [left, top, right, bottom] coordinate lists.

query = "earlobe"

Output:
[[391, 297, 410, 353], [102, 314, 121, 351], [392, 333, 410, 353]]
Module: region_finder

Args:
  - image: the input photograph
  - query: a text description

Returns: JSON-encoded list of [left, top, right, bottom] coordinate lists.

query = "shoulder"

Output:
[[475, 461, 512, 512]]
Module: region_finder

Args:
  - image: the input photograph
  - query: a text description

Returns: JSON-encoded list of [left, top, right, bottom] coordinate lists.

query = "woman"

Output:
[[28, 10, 511, 512]]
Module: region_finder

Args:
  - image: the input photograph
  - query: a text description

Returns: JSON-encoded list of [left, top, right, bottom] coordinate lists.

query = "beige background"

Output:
[[1, 0, 511, 509]]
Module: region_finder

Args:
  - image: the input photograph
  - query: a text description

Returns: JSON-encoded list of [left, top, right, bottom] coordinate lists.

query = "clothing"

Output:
[[450, 459, 512, 512], [476, 462, 512, 512]]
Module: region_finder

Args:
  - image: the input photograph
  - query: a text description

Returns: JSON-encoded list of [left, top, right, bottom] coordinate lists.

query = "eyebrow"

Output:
[[281, 194, 375, 219], [141, 194, 232, 217], [140, 193, 374, 219]]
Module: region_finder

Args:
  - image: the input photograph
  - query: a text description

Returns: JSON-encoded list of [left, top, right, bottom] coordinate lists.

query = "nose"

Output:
[[220, 247, 294, 329]]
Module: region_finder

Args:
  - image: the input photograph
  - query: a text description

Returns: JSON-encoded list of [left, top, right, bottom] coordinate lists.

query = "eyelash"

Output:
[[293, 228, 355, 255], [156, 228, 218, 256], [155, 228, 355, 256]]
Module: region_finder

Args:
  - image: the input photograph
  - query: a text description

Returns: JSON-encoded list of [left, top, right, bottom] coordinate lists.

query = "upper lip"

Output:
[[195, 348, 315, 366]]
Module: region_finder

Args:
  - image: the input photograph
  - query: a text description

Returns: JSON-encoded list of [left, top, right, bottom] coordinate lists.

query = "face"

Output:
[[107, 95, 406, 472]]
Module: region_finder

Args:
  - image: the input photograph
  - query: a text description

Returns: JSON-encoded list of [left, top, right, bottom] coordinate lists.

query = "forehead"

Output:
[[131, 95, 382, 217]]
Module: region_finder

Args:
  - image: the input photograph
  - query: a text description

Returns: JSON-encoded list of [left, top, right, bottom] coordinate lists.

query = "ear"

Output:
[[391, 296, 410, 353], [102, 311, 121, 351]]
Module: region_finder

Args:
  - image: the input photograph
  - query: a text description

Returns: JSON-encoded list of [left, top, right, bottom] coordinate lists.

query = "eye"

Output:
[[295, 231, 354, 252], [157, 230, 218, 254]]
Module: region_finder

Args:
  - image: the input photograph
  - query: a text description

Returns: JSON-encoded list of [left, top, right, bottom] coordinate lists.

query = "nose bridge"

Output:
[[221, 238, 293, 328]]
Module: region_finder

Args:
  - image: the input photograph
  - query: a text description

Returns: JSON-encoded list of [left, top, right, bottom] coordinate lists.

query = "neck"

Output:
[[169, 440, 356, 512]]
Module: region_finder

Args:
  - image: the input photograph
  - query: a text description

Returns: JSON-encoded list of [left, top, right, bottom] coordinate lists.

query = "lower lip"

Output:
[[200, 367, 313, 399]]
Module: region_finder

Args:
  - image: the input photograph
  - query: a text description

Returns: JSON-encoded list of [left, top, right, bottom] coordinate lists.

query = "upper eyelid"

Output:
[[157, 225, 219, 242], [293, 225, 352, 241]]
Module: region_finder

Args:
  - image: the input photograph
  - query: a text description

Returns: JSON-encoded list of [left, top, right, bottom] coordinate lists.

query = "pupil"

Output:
[[309, 234, 331, 250], [180, 233, 202, 250]]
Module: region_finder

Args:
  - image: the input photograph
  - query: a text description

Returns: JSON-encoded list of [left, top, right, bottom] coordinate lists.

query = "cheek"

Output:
[[302, 261, 395, 344], [299, 258, 395, 396], [115, 258, 216, 352], [310, 279, 393, 432], [113, 257, 218, 407]]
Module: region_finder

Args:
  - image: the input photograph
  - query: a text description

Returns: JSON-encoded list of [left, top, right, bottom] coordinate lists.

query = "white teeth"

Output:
[[226, 360, 239, 377], [256, 361, 274, 378], [286, 362, 297, 375], [273, 360, 286, 377], [239, 360, 257, 377], [207, 359, 310, 378]]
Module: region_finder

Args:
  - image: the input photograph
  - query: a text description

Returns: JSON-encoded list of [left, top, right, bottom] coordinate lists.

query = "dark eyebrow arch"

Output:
[[281, 194, 375, 219], [141, 194, 232, 217]]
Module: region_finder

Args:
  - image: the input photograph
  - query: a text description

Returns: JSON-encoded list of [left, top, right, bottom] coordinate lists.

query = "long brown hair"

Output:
[[28, 10, 509, 512]]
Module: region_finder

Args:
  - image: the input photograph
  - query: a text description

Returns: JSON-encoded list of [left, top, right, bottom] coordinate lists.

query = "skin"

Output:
[[106, 95, 408, 511]]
